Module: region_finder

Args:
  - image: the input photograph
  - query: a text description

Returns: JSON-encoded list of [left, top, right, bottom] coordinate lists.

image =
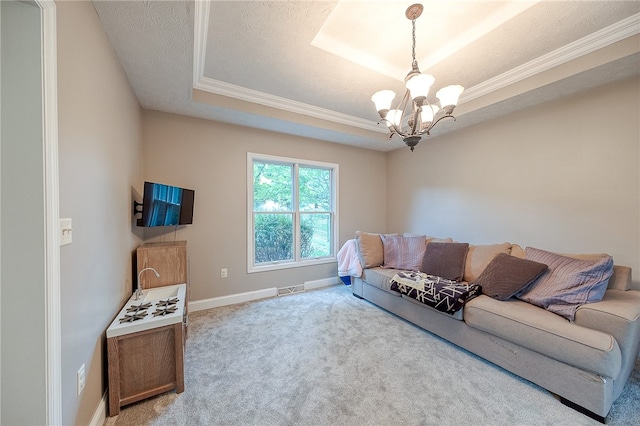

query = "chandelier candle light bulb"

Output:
[[386, 109, 403, 128], [372, 3, 464, 151], [371, 90, 396, 115], [421, 104, 439, 127], [436, 85, 465, 113], [405, 73, 434, 104]]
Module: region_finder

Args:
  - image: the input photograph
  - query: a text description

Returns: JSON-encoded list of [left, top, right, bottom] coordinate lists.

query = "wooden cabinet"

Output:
[[108, 322, 184, 416], [136, 241, 187, 289], [136, 240, 190, 337], [106, 243, 191, 416]]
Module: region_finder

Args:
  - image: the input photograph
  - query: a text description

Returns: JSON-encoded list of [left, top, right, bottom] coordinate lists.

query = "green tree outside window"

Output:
[[250, 156, 336, 269]]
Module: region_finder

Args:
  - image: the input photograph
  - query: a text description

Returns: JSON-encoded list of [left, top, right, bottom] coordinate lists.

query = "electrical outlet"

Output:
[[221, 268, 228, 278], [77, 364, 85, 396]]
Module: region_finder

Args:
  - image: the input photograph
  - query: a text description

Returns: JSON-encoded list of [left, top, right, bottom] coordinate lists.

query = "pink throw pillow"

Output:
[[380, 235, 426, 271]]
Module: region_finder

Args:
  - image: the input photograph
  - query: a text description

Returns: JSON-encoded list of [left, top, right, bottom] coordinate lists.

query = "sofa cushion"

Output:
[[426, 236, 454, 243], [421, 242, 469, 281], [380, 235, 426, 271], [517, 247, 614, 321], [361, 267, 402, 296], [473, 253, 548, 300], [463, 242, 512, 282], [464, 296, 621, 378], [355, 231, 398, 268], [510, 244, 525, 259]]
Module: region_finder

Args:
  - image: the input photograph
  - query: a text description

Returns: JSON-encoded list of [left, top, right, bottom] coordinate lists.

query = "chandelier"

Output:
[[371, 4, 464, 151]]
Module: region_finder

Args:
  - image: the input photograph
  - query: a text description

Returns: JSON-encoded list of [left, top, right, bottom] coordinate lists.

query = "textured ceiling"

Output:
[[92, 1, 640, 152]]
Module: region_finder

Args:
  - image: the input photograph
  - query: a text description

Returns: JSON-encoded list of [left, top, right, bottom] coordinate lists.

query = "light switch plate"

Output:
[[77, 364, 85, 395], [60, 218, 72, 246]]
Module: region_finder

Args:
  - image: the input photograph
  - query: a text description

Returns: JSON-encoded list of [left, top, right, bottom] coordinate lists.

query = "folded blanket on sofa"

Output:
[[390, 271, 481, 314], [337, 239, 363, 278]]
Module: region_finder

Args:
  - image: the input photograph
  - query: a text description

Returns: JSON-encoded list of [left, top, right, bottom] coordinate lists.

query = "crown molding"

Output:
[[461, 13, 640, 103], [193, 3, 638, 130], [194, 77, 383, 133], [192, 0, 209, 88]]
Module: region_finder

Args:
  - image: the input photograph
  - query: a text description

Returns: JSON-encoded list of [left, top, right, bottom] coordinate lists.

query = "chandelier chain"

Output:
[[411, 18, 417, 67]]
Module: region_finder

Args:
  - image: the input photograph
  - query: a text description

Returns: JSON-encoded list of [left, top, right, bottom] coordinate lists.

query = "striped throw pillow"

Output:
[[517, 247, 613, 321]]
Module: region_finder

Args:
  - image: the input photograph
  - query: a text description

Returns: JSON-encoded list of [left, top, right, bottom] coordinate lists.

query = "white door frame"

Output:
[[38, 0, 62, 424]]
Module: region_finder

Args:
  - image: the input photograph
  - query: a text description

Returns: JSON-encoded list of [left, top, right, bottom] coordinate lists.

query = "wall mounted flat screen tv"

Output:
[[137, 181, 195, 227]]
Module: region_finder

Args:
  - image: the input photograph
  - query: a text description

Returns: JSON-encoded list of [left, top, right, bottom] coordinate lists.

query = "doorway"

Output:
[[0, 0, 61, 424]]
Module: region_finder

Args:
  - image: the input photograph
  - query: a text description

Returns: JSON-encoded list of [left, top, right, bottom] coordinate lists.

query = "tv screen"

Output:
[[138, 181, 195, 227]]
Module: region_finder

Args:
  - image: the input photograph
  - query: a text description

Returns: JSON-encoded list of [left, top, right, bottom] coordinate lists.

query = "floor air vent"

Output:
[[277, 284, 305, 296]]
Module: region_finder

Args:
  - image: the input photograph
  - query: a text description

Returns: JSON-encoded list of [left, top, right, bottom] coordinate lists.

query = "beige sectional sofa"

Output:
[[349, 234, 640, 422]]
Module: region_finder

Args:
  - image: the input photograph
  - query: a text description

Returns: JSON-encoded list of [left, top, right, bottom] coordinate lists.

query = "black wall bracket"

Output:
[[133, 201, 143, 217]]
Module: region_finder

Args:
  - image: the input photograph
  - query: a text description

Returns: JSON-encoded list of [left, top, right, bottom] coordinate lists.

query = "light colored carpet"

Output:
[[106, 285, 640, 425]]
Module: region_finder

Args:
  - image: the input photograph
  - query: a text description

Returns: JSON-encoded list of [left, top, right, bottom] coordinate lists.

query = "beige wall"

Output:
[[1, 2, 47, 424], [142, 111, 387, 300], [387, 76, 640, 284], [57, 2, 143, 425]]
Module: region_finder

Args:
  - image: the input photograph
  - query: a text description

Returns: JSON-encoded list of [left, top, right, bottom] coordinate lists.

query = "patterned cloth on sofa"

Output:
[[390, 271, 481, 314]]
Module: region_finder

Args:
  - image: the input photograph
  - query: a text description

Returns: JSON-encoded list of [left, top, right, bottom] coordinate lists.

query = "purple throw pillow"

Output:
[[421, 242, 469, 281], [472, 253, 548, 300]]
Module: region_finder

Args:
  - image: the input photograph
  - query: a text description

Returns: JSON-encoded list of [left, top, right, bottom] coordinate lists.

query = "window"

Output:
[[247, 153, 338, 272]]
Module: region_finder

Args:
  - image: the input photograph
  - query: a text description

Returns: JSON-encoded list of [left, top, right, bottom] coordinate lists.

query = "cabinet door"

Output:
[[107, 322, 184, 416], [137, 243, 187, 288]]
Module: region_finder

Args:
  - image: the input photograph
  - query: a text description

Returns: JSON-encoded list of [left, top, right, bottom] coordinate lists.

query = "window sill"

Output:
[[248, 257, 336, 274]]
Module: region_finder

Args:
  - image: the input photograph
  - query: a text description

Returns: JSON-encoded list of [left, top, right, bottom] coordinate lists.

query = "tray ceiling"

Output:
[[93, 1, 640, 151]]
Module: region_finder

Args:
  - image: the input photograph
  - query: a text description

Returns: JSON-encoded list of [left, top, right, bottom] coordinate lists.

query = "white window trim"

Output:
[[247, 152, 339, 273]]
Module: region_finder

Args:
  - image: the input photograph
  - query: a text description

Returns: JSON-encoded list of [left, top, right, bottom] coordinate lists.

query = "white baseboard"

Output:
[[189, 287, 278, 312], [90, 391, 107, 426], [188, 277, 341, 312], [304, 276, 341, 290]]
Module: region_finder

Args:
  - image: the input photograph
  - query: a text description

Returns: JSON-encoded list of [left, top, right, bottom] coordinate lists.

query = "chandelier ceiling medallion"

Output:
[[371, 3, 464, 151]]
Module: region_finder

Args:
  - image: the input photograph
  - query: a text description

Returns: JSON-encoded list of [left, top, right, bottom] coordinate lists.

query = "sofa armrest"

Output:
[[574, 289, 640, 382], [609, 265, 634, 290]]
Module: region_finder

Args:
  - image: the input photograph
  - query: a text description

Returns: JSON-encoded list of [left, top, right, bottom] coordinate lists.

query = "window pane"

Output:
[[299, 167, 331, 212], [300, 213, 331, 258], [253, 162, 293, 211], [254, 213, 294, 263]]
